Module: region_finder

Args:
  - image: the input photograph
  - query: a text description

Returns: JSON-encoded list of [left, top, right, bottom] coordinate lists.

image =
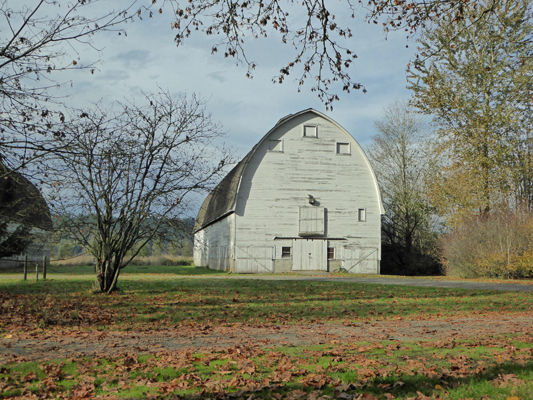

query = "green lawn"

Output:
[[1, 335, 533, 399], [1, 271, 533, 399], [0, 262, 225, 276], [1, 273, 532, 329]]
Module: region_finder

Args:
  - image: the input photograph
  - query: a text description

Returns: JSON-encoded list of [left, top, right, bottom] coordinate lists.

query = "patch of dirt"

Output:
[[2, 312, 533, 363]]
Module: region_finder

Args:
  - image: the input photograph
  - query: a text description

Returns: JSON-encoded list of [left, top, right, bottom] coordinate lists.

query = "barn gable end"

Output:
[[194, 109, 383, 273]]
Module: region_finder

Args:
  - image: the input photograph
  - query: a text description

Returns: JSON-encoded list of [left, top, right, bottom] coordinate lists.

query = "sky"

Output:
[[7, 0, 419, 217], [54, 0, 418, 156]]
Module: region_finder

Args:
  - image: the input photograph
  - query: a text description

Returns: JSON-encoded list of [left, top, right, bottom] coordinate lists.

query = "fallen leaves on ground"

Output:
[[2, 279, 533, 399], [0, 331, 532, 400]]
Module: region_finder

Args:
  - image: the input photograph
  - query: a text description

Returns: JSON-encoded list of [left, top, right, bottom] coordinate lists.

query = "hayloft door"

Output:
[[292, 239, 328, 271]]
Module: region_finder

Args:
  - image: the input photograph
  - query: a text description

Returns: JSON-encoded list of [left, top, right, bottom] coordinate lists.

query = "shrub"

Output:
[[441, 207, 533, 279], [380, 242, 442, 276], [128, 256, 192, 266], [160, 257, 176, 266]]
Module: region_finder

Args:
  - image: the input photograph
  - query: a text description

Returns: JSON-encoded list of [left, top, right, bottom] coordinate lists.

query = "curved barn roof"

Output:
[[193, 153, 251, 232], [194, 109, 384, 232]]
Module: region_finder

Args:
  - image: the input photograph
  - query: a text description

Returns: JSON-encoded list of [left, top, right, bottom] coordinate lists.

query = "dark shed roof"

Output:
[[0, 166, 53, 231]]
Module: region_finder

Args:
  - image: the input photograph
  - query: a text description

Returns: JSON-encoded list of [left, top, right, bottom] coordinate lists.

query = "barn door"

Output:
[[292, 239, 327, 271], [343, 247, 378, 274], [234, 246, 274, 273]]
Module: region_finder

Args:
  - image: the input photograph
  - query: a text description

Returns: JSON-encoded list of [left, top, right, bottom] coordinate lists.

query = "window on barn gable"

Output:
[[282, 247, 291, 258], [269, 139, 283, 152], [358, 208, 366, 222], [299, 206, 325, 236], [336, 142, 350, 155], [303, 125, 318, 138]]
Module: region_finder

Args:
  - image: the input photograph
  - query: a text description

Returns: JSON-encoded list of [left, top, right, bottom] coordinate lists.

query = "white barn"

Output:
[[193, 109, 384, 273]]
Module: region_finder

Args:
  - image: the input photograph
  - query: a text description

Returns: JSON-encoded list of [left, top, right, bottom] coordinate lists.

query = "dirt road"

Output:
[[2, 312, 532, 363]]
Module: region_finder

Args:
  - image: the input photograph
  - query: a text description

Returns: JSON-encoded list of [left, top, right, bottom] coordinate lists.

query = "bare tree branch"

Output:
[[0, 0, 134, 176], [45, 91, 232, 293]]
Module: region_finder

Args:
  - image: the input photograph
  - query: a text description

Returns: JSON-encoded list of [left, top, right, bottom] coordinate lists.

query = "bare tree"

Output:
[[44, 92, 231, 293], [368, 101, 439, 274], [0, 0, 133, 176], [0, 0, 135, 259]]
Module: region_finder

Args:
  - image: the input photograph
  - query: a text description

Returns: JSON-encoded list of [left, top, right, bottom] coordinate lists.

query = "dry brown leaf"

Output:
[[286, 389, 307, 400]]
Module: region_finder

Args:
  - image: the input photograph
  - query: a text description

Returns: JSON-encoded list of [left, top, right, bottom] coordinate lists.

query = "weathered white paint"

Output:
[[299, 207, 325, 236], [193, 213, 234, 271], [343, 246, 379, 274], [292, 239, 327, 271], [193, 109, 383, 274], [234, 246, 273, 273]]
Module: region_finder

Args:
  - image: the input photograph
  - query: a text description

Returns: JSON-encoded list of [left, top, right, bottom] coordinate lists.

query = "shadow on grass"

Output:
[[1, 277, 531, 328], [172, 360, 533, 400], [111, 280, 532, 326], [0, 264, 228, 276]]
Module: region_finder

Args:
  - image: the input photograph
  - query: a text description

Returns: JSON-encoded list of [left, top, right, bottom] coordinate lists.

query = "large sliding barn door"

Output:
[[292, 239, 327, 271], [234, 246, 274, 273], [343, 247, 378, 274]]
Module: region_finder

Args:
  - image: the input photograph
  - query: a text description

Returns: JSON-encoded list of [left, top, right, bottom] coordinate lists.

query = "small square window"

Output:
[[336, 142, 350, 154], [327, 247, 334, 260], [303, 125, 318, 138], [358, 208, 366, 222], [282, 247, 291, 258], [269, 139, 283, 152]]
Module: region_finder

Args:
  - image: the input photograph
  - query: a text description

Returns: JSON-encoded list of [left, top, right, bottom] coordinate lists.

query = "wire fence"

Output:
[[1, 252, 193, 276], [0, 251, 95, 276], [0, 254, 51, 280], [0, 251, 90, 264]]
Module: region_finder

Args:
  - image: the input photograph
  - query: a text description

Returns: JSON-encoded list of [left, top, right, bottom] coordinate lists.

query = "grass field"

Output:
[[1, 266, 533, 399]]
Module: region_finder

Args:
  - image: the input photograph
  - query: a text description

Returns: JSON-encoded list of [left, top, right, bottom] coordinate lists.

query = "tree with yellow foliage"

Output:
[[408, 0, 533, 226]]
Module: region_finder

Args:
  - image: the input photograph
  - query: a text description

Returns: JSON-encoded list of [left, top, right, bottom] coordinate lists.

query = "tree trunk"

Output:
[[93, 259, 120, 293]]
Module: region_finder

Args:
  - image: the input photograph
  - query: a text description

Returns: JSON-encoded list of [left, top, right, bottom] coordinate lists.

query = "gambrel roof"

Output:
[[194, 109, 383, 232], [193, 153, 251, 232]]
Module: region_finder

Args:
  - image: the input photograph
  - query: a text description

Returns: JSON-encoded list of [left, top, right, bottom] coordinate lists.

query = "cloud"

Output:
[[112, 50, 152, 69], [207, 71, 226, 83], [55, 0, 418, 162], [99, 69, 131, 82]]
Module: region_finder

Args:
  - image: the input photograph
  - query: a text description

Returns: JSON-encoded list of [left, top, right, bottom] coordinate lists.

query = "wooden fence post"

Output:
[[35, 262, 38, 281], [23, 254, 27, 281], [43, 255, 47, 279]]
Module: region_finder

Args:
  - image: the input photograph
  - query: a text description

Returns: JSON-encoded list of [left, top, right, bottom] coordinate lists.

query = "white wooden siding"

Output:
[[233, 112, 381, 274], [343, 246, 379, 274], [292, 239, 327, 271], [208, 245, 232, 270], [299, 206, 325, 236], [193, 213, 234, 271], [234, 246, 273, 273]]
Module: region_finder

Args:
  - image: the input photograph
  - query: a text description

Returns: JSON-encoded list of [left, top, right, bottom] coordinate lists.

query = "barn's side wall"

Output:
[[193, 213, 234, 271], [233, 112, 381, 273]]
